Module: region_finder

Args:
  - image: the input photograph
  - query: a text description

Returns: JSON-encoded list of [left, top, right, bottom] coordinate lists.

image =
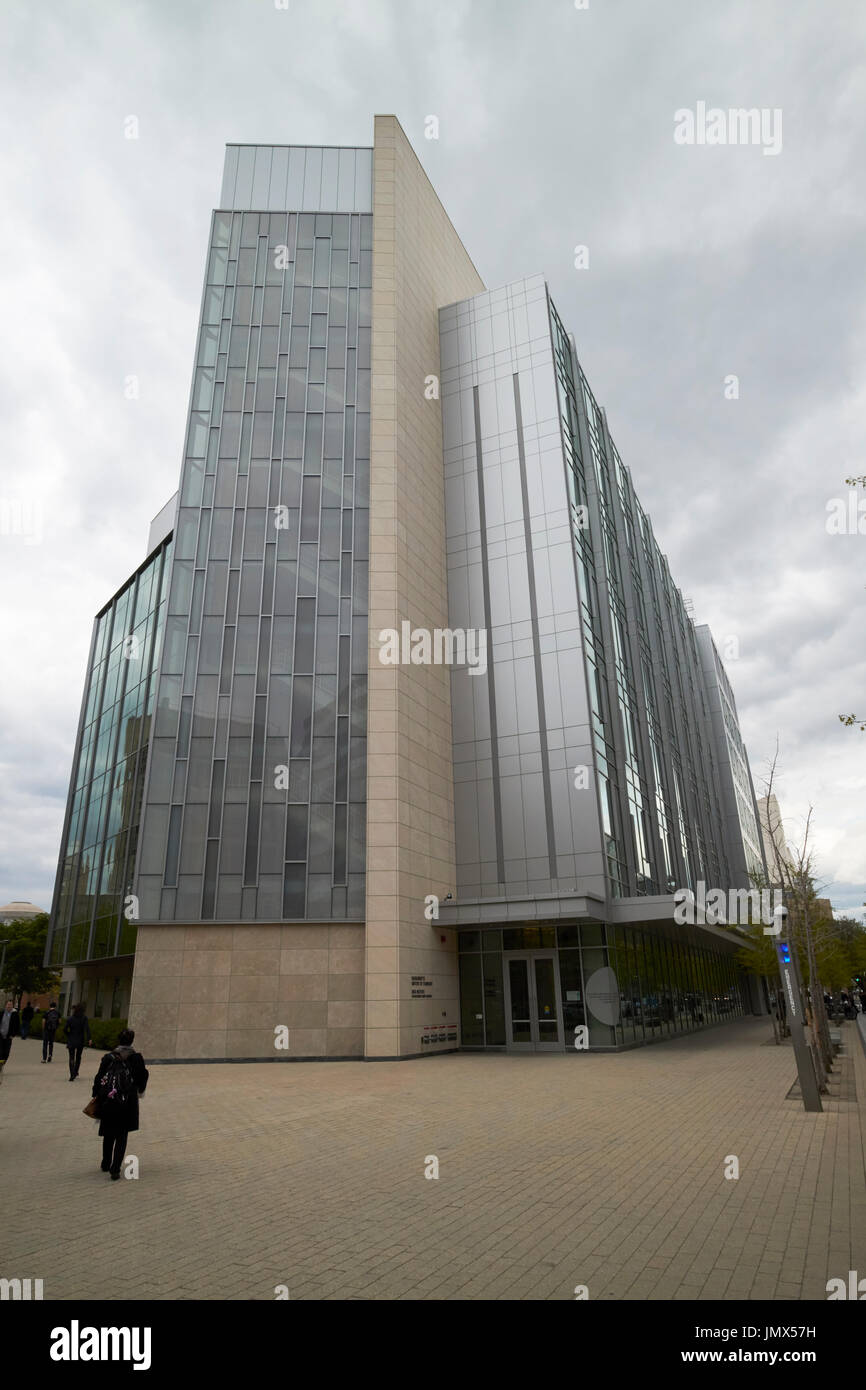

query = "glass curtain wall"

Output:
[[145, 209, 371, 923], [607, 925, 746, 1045], [549, 304, 627, 896], [49, 539, 173, 966], [548, 290, 734, 904], [457, 922, 747, 1049]]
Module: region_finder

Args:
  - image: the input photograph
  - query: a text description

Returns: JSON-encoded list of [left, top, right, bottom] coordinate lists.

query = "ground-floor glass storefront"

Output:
[[457, 922, 748, 1051]]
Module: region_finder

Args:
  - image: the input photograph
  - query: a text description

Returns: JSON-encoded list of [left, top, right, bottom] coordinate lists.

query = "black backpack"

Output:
[[98, 1048, 136, 1108], [43, 1008, 59, 1033]]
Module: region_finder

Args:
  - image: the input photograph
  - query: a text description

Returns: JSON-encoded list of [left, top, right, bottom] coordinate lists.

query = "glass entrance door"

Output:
[[504, 952, 563, 1051]]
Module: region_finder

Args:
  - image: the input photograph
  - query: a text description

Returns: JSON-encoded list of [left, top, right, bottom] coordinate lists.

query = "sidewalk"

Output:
[[1, 1017, 864, 1300]]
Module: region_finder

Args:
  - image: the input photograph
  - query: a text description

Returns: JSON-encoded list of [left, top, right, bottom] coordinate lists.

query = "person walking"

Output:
[[65, 1002, 92, 1080], [20, 1002, 34, 1040], [92, 1028, 149, 1180], [0, 1000, 20, 1065], [41, 1001, 60, 1063]]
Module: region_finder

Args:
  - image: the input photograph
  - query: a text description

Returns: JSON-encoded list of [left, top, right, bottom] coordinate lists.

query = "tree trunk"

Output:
[[801, 905, 833, 1079], [792, 909, 828, 1092], [763, 977, 780, 1045]]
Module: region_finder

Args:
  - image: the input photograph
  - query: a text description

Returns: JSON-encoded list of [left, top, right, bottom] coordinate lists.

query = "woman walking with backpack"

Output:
[[91, 1028, 148, 1180]]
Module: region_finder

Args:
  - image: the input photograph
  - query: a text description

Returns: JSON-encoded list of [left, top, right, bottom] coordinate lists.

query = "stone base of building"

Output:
[[145, 1049, 463, 1064], [128, 922, 365, 1059]]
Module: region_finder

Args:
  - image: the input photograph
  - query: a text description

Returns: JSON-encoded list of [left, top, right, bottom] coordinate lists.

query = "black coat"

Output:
[[65, 1013, 91, 1047], [93, 1046, 149, 1134]]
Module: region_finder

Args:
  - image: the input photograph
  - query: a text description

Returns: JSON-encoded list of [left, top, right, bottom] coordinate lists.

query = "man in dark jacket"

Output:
[[92, 1028, 149, 1180], [0, 1000, 20, 1064], [20, 1002, 34, 1040], [64, 1003, 92, 1080], [41, 1002, 60, 1063]]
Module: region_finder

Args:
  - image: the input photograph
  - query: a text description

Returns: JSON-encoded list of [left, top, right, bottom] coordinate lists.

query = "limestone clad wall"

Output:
[[365, 115, 485, 1057], [129, 923, 364, 1059]]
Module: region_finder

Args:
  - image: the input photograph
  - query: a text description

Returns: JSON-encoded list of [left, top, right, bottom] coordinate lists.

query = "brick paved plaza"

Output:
[[3, 1017, 865, 1300]]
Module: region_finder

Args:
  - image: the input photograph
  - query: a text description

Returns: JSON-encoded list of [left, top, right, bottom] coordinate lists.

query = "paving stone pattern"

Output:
[[2, 1017, 864, 1300]]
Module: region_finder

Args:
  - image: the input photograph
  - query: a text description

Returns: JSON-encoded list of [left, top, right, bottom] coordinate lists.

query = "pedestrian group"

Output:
[[1, 998, 149, 1180]]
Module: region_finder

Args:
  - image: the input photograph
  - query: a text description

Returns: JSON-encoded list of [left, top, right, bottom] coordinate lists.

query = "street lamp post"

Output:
[[775, 910, 822, 1113]]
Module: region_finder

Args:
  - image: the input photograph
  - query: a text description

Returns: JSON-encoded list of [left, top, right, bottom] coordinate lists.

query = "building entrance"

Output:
[[503, 951, 564, 1051]]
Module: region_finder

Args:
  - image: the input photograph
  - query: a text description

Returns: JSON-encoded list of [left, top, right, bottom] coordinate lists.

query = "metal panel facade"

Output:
[[219, 145, 373, 214], [440, 276, 605, 902], [440, 275, 759, 906]]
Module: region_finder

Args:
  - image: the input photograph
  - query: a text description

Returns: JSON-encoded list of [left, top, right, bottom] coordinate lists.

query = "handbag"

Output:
[[82, 1097, 100, 1119]]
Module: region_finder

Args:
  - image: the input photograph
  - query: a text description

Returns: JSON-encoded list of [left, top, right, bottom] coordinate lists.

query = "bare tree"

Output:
[[761, 751, 832, 1090], [738, 864, 788, 1044]]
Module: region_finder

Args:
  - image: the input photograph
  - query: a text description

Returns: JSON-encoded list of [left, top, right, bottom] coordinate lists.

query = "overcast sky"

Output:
[[1, 0, 863, 920]]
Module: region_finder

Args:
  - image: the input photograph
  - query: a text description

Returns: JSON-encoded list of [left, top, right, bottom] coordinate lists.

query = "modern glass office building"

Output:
[[47, 117, 765, 1057]]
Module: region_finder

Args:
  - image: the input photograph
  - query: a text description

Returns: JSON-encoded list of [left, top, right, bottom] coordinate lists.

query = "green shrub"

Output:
[[89, 1018, 128, 1051], [27, 1014, 128, 1050]]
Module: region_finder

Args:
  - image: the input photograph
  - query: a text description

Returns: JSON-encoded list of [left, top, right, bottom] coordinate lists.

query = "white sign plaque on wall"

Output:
[[585, 967, 621, 1025]]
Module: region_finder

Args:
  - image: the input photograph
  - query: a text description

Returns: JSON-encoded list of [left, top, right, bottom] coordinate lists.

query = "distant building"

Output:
[[0, 902, 56, 1011], [0, 901, 46, 927], [757, 794, 795, 881]]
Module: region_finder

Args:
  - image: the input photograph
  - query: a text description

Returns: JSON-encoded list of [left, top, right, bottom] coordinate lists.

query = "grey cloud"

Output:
[[0, 0, 862, 915]]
